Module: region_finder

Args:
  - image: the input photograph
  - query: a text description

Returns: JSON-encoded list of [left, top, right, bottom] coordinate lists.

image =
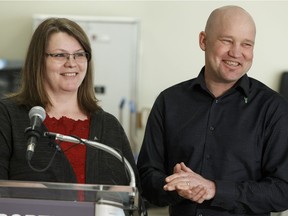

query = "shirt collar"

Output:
[[191, 66, 250, 97]]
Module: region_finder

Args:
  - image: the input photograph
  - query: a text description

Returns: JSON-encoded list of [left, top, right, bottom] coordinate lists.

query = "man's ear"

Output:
[[199, 31, 206, 51]]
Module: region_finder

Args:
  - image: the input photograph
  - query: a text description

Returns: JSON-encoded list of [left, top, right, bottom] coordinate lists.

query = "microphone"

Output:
[[25, 106, 46, 161]]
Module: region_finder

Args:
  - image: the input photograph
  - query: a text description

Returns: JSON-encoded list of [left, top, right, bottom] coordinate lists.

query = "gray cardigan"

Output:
[[0, 98, 140, 188]]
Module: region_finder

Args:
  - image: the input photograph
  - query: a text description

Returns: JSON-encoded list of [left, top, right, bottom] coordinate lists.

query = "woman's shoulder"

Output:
[[89, 108, 126, 142], [0, 98, 29, 126], [92, 108, 120, 124], [90, 108, 124, 131], [0, 98, 27, 112]]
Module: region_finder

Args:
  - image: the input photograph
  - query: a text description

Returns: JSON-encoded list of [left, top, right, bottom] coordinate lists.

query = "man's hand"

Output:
[[163, 162, 216, 203]]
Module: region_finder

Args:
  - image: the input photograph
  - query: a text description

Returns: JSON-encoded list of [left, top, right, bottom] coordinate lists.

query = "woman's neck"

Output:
[[46, 94, 88, 120]]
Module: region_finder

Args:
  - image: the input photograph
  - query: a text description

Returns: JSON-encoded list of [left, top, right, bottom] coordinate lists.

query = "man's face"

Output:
[[200, 9, 256, 85]]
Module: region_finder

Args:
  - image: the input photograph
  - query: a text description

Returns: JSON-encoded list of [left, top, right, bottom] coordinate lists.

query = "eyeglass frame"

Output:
[[45, 52, 90, 63]]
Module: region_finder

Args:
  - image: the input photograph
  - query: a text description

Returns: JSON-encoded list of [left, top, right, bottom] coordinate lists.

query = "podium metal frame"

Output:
[[0, 180, 139, 216]]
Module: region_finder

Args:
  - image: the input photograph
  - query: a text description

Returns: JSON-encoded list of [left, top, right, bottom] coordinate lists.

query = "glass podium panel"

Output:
[[0, 180, 139, 216]]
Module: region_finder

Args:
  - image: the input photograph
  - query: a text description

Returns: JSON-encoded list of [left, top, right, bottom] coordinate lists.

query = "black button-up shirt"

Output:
[[137, 67, 288, 216]]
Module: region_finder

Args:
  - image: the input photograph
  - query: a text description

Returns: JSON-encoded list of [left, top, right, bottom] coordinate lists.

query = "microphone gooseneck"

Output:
[[25, 106, 46, 161], [44, 132, 136, 189]]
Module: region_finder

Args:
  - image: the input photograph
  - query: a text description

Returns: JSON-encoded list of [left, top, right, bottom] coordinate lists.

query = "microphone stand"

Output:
[[44, 132, 138, 215]]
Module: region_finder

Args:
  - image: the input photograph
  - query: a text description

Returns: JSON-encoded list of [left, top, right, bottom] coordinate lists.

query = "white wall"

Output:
[[1, 0, 288, 115]]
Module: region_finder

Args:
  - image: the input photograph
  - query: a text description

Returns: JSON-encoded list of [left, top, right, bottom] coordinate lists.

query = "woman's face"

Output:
[[44, 32, 88, 96]]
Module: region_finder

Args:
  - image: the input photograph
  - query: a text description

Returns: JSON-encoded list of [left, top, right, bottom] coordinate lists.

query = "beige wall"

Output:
[[2, 2, 288, 214], [1, 1, 288, 111]]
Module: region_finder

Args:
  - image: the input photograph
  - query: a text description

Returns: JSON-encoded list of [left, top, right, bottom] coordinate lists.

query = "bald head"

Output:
[[205, 5, 256, 37], [198, 5, 256, 97]]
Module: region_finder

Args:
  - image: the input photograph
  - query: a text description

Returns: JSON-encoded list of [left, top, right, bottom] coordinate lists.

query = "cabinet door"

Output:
[[86, 21, 139, 138]]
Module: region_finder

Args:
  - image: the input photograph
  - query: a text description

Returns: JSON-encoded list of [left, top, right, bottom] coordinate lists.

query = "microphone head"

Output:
[[29, 106, 46, 122]]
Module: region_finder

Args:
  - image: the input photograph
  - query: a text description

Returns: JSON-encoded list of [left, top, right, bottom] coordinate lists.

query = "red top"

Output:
[[44, 115, 90, 184]]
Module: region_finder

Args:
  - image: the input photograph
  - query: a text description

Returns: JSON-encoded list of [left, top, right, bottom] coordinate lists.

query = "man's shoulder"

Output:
[[162, 78, 196, 94], [248, 77, 279, 96], [248, 77, 288, 107]]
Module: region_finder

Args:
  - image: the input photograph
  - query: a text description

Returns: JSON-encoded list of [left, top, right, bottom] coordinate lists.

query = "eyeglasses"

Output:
[[45, 52, 90, 63]]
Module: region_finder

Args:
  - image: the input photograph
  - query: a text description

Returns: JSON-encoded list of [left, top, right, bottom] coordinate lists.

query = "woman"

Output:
[[0, 18, 140, 189]]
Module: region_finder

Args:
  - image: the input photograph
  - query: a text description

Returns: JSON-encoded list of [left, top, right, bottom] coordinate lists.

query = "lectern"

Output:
[[0, 180, 140, 216]]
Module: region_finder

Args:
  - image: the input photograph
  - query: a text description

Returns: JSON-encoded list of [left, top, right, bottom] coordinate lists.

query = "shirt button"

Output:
[[210, 126, 215, 131], [206, 154, 211, 159], [199, 214, 203, 216]]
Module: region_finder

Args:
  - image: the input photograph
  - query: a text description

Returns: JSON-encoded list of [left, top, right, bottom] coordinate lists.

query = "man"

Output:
[[137, 5, 288, 216]]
